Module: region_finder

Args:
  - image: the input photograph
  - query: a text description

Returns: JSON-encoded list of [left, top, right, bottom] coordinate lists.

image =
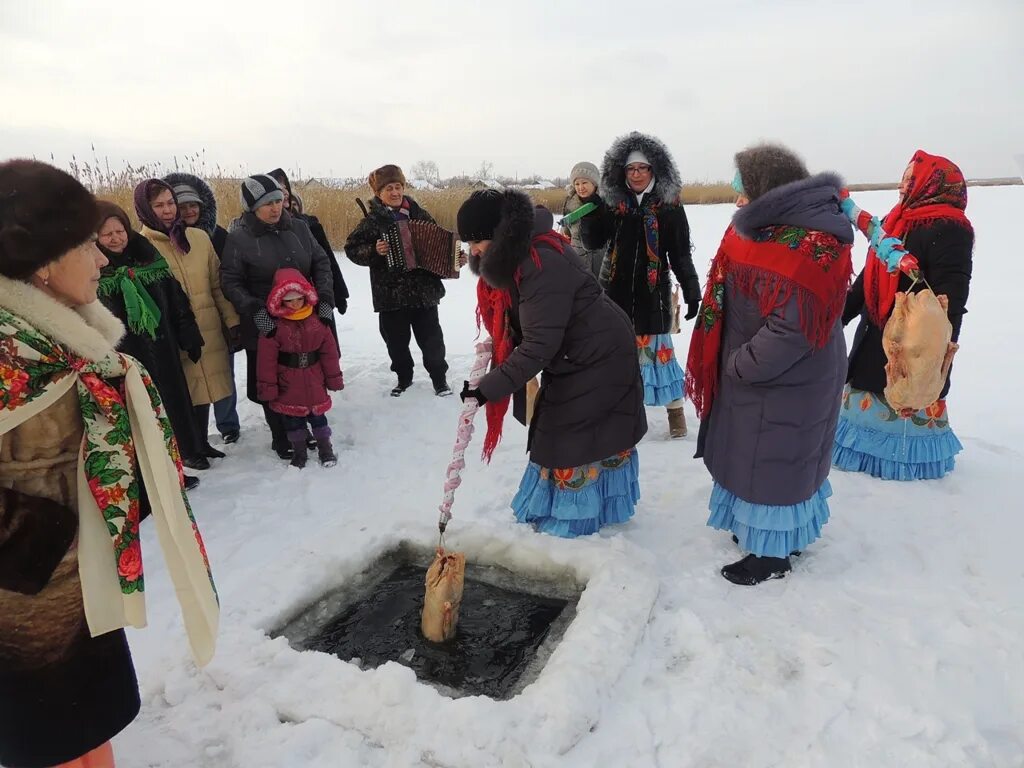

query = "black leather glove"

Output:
[[186, 347, 202, 363], [253, 307, 276, 338], [316, 302, 335, 324], [336, 298, 348, 316], [685, 300, 700, 321], [460, 380, 487, 406]]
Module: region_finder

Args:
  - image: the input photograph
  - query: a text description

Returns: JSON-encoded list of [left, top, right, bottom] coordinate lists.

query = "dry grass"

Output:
[[93, 178, 736, 246]]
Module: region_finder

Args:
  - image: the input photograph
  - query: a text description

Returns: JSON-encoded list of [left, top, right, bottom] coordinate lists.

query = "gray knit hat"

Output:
[[240, 174, 284, 212], [733, 143, 810, 201], [172, 183, 201, 206], [569, 161, 600, 188]]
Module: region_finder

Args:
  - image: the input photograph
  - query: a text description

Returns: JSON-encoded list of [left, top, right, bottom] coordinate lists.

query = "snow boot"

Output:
[[202, 443, 226, 459], [668, 407, 687, 439], [391, 381, 412, 397], [313, 425, 337, 467], [287, 429, 308, 469], [271, 439, 294, 460], [434, 380, 453, 397], [721, 554, 792, 585], [184, 474, 200, 491]]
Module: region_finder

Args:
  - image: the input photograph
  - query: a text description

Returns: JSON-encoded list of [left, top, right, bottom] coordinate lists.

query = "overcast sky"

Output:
[[1, 0, 1020, 184]]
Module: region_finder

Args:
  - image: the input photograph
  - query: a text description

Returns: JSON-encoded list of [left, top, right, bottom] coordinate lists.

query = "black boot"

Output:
[[390, 381, 412, 397], [721, 554, 792, 586], [287, 429, 308, 469], [304, 427, 317, 449], [271, 439, 294, 460], [182, 455, 211, 471], [312, 425, 337, 467], [202, 443, 226, 459], [184, 474, 200, 491]]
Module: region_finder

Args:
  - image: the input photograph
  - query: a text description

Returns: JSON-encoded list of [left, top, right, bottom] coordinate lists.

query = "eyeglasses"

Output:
[[625, 165, 652, 175]]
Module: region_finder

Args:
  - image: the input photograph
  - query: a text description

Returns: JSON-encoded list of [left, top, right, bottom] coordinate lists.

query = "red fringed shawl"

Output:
[[475, 230, 569, 462], [864, 150, 972, 327], [685, 225, 853, 419]]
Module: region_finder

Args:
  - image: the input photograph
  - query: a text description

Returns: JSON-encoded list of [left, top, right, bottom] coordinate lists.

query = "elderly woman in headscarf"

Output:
[[136, 179, 240, 470], [834, 151, 974, 480], [95, 201, 205, 490], [163, 172, 241, 444], [685, 143, 853, 585], [0, 159, 218, 768]]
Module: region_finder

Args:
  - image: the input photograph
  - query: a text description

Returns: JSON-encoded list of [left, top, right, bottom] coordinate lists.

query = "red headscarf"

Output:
[[475, 230, 568, 462], [864, 150, 972, 327]]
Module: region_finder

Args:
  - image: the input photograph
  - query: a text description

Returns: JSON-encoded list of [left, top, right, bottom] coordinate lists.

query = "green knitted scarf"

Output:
[[98, 258, 172, 339]]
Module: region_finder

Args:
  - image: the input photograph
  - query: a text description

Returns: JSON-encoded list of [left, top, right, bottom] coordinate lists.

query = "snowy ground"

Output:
[[116, 187, 1024, 768]]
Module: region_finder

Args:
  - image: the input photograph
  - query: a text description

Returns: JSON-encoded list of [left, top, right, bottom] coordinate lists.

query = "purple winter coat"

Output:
[[256, 269, 343, 417], [696, 173, 854, 505]]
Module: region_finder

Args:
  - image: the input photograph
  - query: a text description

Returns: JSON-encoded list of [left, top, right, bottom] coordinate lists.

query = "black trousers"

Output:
[[282, 413, 328, 432], [193, 403, 211, 450], [378, 306, 448, 387]]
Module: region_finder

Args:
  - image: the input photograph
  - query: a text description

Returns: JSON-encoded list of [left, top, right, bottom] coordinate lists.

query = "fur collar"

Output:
[[601, 131, 683, 209], [0, 274, 124, 362], [732, 172, 854, 243], [164, 172, 219, 236], [469, 190, 538, 290]]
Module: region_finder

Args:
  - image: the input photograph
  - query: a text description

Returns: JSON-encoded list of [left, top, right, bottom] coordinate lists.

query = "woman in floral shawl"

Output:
[[685, 144, 853, 586], [834, 150, 974, 481], [0, 160, 218, 768]]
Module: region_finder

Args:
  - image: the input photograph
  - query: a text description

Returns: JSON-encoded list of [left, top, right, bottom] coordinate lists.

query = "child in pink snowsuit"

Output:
[[256, 268, 344, 467]]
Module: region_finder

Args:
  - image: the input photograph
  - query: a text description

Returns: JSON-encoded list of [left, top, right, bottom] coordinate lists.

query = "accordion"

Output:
[[383, 219, 461, 280]]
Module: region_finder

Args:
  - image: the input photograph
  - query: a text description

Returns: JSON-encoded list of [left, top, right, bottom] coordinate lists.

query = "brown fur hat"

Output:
[[0, 159, 99, 280], [734, 143, 810, 202], [368, 164, 407, 194]]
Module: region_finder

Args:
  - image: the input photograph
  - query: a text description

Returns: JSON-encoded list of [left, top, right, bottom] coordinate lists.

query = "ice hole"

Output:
[[273, 542, 583, 700]]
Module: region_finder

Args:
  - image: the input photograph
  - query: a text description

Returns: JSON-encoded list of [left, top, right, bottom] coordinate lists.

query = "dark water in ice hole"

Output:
[[299, 563, 571, 700]]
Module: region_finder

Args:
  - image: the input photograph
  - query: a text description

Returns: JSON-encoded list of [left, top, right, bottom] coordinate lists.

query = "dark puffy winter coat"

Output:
[[344, 196, 446, 313], [256, 269, 343, 417], [220, 210, 336, 349], [98, 234, 205, 459], [843, 220, 974, 400], [266, 168, 350, 311], [696, 174, 853, 505], [163, 172, 230, 258], [475, 191, 647, 469], [580, 132, 701, 334]]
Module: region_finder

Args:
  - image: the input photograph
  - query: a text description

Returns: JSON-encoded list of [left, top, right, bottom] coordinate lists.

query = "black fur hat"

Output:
[[0, 159, 99, 280], [457, 189, 505, 242], [734, 143, 810, 201]]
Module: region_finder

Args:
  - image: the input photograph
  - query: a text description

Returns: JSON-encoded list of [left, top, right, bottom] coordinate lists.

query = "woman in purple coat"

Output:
[[685, 144, 854, 585]]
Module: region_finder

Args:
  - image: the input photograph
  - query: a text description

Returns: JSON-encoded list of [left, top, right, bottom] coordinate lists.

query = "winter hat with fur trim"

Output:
[[240, 175, 284, 212], [569, 161, 600, 188], [368, 164, 407, 194], [734, 143, 809, 202], [457, 189, 504, 242], [0, 159, 100, 280]]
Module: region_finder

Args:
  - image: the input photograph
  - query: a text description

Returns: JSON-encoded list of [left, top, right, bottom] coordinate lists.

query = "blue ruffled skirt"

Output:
[[832, 385, 962, 481], [638, 333, 684, 406], [511, 449, 641, 538], [707, 480, 832, 559]]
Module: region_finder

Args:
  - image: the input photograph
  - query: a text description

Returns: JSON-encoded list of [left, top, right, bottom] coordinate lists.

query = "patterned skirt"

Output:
[[707, 480, 832, 559], [832, 385, 962, 481], [511, 449, 641, 539], [637, 333, 684, 406]]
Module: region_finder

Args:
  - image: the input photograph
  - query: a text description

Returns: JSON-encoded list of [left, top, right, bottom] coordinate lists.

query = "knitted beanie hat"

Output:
[[368, 164, 407, 194], [0, 159, 99, 279], [240, 175, 284, 212], [569, 161, 600, 188], [172, 183, 202, 206], [734, 143, 810, 201]]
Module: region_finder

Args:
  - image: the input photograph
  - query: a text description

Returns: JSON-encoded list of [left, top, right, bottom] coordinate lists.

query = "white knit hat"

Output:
[[625, 150, 651, 167]]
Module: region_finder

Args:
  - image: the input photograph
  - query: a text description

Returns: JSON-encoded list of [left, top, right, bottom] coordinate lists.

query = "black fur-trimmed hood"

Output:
[[469, 190, 543, 290], [600, 131, 683, 208], [163, 172, 218, 236]]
